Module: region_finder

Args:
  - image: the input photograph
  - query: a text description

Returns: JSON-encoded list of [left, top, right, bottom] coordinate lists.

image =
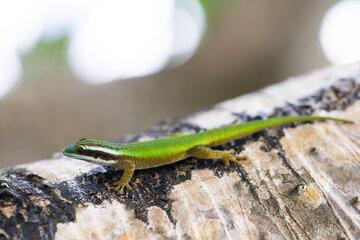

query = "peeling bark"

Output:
[[1, 63, 360, 240]]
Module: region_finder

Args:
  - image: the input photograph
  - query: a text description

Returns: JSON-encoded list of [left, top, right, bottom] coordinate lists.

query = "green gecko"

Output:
[[62, 115, 353, 193]]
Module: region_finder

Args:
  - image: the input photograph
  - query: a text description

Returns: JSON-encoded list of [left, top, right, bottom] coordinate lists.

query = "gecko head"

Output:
[[62, 143, 84, 159], [62, 138, 120, 166]]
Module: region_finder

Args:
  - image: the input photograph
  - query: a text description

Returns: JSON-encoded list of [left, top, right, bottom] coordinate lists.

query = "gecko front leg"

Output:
[[187, 145, 247, 166], [114, 160, 135, 194]]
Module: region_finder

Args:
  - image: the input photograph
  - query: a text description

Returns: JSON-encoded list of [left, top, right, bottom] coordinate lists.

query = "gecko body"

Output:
[[63, 115, 353, 193]]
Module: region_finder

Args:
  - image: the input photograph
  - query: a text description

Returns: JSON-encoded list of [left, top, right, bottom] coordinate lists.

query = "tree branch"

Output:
[[1, 63, 360, 239]]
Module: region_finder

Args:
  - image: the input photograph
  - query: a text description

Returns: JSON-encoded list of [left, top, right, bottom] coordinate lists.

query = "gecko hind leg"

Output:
[[114, 160, 135, 194], [187, 145, 247, 166]]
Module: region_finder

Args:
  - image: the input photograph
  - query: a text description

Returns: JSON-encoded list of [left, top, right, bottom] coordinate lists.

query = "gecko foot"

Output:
[[224, 150, 248, 165], [230, 154, 248, 165], [114, 181, 132, 194]]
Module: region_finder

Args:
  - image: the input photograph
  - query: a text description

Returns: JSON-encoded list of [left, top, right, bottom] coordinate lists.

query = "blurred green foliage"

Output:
[[199, 0, 227, 18], [22, 0, 229, 78], [22, 38, 67, 78]]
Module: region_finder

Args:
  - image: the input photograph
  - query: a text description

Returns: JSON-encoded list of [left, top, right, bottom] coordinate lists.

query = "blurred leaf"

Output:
[[199, 0, 227, 18], [22, 37, 67, 78]]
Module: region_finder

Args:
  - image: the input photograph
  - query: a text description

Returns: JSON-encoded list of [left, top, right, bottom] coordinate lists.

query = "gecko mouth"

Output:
[[62, 144, 119, 167], [62, 144, 73, 153], [62, 144, 78, 157]]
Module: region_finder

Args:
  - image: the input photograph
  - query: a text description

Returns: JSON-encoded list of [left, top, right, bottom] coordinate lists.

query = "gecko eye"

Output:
[[75, 144, 87, 152]]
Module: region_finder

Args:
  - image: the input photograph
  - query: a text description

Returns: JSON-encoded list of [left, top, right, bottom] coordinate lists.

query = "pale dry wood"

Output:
[[0, 63, 360, 240]]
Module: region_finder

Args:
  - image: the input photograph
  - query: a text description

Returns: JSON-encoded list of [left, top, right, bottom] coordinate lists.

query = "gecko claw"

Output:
[[231, 154, 248, 164], [114, 181, 132, 194]]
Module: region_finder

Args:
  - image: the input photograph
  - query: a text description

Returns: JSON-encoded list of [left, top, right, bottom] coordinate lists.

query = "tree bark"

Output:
[[1, 63, 360, 240]]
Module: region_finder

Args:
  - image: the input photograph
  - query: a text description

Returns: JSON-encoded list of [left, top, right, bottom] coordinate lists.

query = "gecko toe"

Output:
[[113, 181, 132, 194], [114, 186, 124, 194], [114, 183, 126, 194]]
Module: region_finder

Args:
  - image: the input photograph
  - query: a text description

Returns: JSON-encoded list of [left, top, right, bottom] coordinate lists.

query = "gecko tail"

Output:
[[193, 114, 354, 147], [299, 116, 354, 124]]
